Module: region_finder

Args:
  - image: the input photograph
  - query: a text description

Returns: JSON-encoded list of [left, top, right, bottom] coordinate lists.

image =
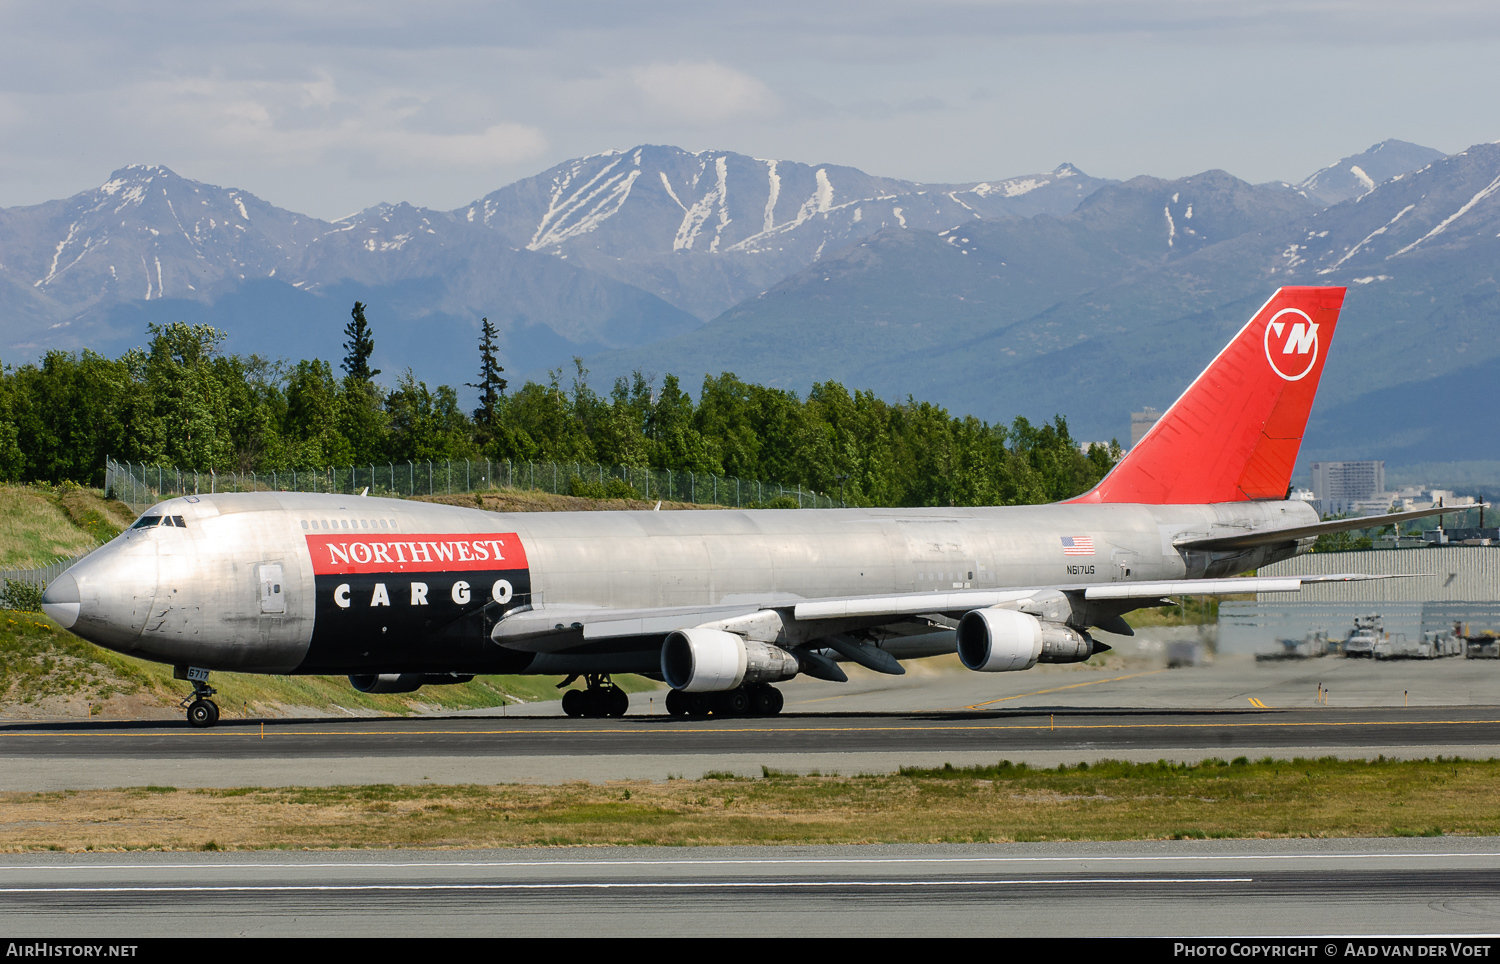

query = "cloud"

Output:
[[625, 61, 781, 125], [125, 73, 548, 173]]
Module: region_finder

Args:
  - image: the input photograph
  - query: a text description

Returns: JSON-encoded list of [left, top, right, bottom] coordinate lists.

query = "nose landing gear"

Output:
[[175, 666, 221, 728], [560, 674, 631, 718]]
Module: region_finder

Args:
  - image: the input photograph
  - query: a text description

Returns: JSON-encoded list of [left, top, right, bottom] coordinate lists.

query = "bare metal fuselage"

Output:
[[54, 491, 1316, 677]]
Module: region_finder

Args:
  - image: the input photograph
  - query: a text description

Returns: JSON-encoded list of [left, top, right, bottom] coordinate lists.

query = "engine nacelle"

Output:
[[957, 609, 1100, 671], [661, 628, 801, 692], [348, 673, 475, 694], [957, 609, 1043, 672]]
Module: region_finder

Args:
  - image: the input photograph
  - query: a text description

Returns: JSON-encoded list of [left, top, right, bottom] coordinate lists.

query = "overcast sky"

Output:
[[2, 0, 1498, 220]]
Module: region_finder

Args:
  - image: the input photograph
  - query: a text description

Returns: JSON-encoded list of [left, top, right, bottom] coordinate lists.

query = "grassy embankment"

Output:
[[0, 483, 665, 719], [2, 756, 1495, 851]]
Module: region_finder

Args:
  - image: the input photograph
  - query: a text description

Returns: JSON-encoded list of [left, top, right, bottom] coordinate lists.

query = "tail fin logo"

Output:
[[1264, 308, 1320, 381]]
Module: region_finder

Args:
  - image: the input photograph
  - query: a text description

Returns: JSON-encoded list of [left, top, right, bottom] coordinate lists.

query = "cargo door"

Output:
[[258, 563, 286, 615]]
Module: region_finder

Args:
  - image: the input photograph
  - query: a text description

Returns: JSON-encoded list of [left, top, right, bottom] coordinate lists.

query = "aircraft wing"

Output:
[[492, 573, 1400, 650], [1173, 504, 1486, 552], [789, 572, 1397, 618], [493, 601, 768, 651]]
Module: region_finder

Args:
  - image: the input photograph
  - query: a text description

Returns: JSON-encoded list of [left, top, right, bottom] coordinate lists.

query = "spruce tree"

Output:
[[341, 301, 380, 383], [466, 316, 507, 426]]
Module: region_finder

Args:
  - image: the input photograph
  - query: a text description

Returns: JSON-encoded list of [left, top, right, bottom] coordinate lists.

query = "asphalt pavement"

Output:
[[5, 838, 1500, 936], [5, 647, 1500, 789]]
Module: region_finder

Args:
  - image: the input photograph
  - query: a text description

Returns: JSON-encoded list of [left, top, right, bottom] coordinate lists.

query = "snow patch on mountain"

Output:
[[529, 155, 643, 251], [1391, 172, 1500, 258]]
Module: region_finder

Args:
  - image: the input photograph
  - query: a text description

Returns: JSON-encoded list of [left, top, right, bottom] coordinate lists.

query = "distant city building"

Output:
[[1311, 461, 1385, 515], [1130, 408, 1161, 448], [1288, 487, 1320, 515]]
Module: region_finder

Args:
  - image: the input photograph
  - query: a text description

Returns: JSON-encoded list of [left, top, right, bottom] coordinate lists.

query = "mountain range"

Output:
[[0, 137, 1491, 469], [0, 147, 1110, 381], [578, 139, 1499, 466]]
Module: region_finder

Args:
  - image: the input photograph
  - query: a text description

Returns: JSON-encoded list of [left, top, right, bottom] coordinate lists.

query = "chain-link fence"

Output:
[[0, 544, 99, 591], [105, 458, 836, 514]]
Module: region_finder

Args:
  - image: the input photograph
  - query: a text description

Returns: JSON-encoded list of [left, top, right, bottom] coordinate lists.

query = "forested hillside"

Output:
[[0, 306, 1119, 509]]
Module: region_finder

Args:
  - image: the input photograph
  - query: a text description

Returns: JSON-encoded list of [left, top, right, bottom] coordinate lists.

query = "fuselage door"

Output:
[[1110, 548, 1141, 582], [258, 563, 286, 615]]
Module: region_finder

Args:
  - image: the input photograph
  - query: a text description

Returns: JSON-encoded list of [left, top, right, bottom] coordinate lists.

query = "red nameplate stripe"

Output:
[[305, 532, 528, 575]]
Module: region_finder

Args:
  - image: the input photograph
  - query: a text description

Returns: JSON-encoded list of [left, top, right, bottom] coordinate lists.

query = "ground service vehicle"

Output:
[[42, 287, 1448, 725]]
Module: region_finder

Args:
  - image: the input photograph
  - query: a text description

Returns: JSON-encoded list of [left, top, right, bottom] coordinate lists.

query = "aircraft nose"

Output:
[[45, 540, 160, 650], [41, 571, 80, 629]]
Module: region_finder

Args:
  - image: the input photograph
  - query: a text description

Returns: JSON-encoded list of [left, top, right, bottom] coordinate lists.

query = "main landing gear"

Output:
[[665, 682, 783, 718], [178, 673, 221, 728], [561, 674, 631, 718]]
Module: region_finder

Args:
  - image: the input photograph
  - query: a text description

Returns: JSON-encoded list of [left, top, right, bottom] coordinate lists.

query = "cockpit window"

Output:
[[132, 514, 188, 529]]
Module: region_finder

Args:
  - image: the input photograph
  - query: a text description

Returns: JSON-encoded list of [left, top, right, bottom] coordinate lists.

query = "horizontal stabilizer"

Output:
[[1175, 503, 1488, 552], [1083, 573, 1405, 600]]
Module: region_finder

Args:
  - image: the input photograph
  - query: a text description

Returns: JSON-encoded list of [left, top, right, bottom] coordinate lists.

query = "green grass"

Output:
[[0, 485, 103, 569]]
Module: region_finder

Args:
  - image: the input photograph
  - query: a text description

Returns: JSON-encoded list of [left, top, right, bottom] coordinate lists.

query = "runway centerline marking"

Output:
[[3, 853, 1498, 873], [962, 670, 1168, 709], [0, 877, 1253, 895]]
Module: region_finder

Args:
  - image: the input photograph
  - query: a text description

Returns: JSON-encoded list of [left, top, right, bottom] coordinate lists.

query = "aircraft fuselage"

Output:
[[47, 491, 1316, 676]]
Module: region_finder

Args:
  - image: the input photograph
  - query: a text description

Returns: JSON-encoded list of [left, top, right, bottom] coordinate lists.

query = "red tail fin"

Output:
[[1070, 286, 1346, 505]]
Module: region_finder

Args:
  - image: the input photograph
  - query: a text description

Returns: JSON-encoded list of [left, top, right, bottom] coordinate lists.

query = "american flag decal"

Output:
[[1061, 536, 1095, 556]]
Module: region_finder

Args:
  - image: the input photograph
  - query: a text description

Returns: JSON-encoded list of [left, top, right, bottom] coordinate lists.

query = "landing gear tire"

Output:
[[666, 691, 711, 717], [718, 688, 752, 716], [750, 684, 784, 716], [186, 699, 218, 728], [564, 676, 631, 718], [666, 686, 780, 717]]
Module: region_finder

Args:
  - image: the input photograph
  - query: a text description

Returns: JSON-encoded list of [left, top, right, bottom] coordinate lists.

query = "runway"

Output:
[[3, 705, 1500, 789], [5, 649, 1500, 789], [6, 838, 1500, 936]]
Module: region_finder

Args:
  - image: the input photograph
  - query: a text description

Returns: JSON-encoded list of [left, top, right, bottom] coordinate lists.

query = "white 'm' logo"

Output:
[[1263, 308, 1320, 381]]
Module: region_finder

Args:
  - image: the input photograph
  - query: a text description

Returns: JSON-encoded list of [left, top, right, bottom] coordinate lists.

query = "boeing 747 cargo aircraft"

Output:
[[42, 286, 1446, 725]]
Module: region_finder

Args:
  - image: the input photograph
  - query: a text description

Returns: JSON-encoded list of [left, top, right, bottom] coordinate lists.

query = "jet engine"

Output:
[[348, 673, 476, 694], [661, 628, 801, 692], [957, 609, 1099, 672]]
